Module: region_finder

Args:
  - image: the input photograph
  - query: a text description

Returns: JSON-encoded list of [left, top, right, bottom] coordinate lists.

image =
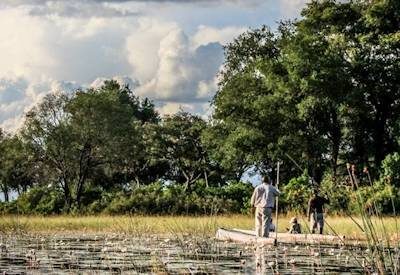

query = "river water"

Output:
[[0, 233, 381, 274]]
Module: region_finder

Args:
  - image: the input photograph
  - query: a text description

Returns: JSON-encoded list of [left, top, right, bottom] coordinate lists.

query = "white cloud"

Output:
[[157, 101, 211, 118], [0, 6, 234, 132], [134, 26, 224, 102], [125, 18, 179, 82], [0, 0, 305, 132], [90, 76, 139, 90], [0, 7, 134, 83], [279, 0, 308, 17], [28, 1, 140, 18], [157, 102, 195, 115], [0, 77, 78, 132], [192, 25, 247, 48]]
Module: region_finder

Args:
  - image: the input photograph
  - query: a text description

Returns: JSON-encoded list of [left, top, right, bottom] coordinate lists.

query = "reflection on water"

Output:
[[0, 233, 372, 274]]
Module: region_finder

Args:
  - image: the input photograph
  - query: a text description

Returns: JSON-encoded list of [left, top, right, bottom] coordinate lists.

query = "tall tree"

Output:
[[22, 81, 160, 209], [213, 0, 400, 183], [160, 112, 210, 190]]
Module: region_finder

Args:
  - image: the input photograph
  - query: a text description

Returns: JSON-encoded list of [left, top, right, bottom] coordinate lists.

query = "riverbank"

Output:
[[0, 215, 399, 241]]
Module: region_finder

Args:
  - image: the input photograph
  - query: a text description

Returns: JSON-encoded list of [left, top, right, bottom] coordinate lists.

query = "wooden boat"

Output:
[[216, 228, 347, 246]]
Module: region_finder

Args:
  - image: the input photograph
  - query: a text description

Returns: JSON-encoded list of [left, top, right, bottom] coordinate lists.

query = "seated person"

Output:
[[288, 217, 301, 234], [269, 222, 275, 232]]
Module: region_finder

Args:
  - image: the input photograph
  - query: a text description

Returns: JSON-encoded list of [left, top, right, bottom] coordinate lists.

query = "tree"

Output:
[[160, 112, 210, 190], [22, 81, 160, 210], [213, 0, 400, 183], [213, 26, 304, 181], [202, 122, 250, 183], [22, 93, 75, 209], [0, 135, 37, 198]]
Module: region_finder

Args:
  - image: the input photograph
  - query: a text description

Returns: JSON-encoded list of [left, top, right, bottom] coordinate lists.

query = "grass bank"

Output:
[[0, 214, 398, 240]]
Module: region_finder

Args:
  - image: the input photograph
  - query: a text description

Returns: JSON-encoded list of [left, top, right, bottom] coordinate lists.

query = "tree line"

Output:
[[0, 0, 399, 214]]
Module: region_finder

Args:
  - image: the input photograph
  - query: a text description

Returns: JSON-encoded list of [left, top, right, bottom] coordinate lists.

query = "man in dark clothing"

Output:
[[307, 192, 329, 234]]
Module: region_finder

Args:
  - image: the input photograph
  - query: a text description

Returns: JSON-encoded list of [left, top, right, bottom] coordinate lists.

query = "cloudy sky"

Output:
[[0, 0, 308, 132]]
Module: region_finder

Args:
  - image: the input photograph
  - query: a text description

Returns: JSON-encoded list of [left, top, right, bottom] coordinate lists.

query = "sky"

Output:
[[0, 0, 309, 132]]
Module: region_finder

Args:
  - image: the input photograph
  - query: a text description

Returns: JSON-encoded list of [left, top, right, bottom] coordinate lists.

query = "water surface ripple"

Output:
[[0, 233, 372, 274]]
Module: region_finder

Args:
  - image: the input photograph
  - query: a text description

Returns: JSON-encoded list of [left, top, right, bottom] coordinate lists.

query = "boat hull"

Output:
[[216, 228, 346, 246]]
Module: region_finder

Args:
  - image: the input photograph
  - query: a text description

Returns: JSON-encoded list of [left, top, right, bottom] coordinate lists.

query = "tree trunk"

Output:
[[204, 170, 209, 188], [329, 111, 341, 178], [76, 142, 92, 209], [63, 184, 72, 211], [2, 188, 9, 202], [373, 109, 387, 168]]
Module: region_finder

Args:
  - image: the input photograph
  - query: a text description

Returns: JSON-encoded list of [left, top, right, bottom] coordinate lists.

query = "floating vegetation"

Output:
[[0, 232, 386, 274]]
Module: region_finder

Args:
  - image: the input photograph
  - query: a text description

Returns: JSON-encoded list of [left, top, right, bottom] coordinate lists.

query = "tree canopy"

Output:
[[0, 0, 399, 215]]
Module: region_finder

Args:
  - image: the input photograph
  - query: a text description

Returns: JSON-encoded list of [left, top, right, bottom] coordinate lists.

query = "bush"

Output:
[[382, 152, 400, 187], [222, 181, 253, 213], [14, 186, 64, 215], [320, 174, 351, 214], [281, 173, 312, 213], [350, 180, 400, 214], [103, 181, 253, 215]]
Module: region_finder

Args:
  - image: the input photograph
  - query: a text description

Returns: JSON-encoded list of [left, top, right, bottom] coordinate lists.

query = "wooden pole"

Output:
[[274, 161, 280, 246]]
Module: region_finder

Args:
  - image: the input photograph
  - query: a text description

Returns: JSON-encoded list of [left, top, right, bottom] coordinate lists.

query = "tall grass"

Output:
[[0, 214, 399, 239], [337, 165, 400, 274]]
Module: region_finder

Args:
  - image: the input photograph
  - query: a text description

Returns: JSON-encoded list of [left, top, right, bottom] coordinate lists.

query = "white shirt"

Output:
[[251, 183, 280, 208]]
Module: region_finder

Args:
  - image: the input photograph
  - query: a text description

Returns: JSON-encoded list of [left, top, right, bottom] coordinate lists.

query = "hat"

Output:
[[290, 217, 297, 224]]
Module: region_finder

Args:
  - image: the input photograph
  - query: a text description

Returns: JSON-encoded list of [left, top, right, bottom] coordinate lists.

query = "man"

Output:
[[307, 190, 329, 234], [250, 175, 280, 237]]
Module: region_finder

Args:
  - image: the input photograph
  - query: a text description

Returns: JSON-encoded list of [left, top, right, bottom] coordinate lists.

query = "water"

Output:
[[0, 233, 375, 274]]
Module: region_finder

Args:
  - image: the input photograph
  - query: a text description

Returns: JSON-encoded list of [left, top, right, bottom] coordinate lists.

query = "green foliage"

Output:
[[320, 174, 351, 214], [381, 153, 400, 187], [281, 173, 312, 213], [1, 0, 400, 216], [350, 181, 400, 215], [14, 186, 64, 215], [103, 181, 252, 215]]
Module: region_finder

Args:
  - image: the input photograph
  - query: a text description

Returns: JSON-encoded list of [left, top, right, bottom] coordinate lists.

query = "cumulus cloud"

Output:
[[0, 3, 243, 132], [0, 77, 78, 132], [90, 76, 139, 89], [0, 0, 305, 132], [157, 101, 211, 118], [135, 29, 223, 102], [192, 25, 247, 48], [125, 18, 180, 82], [0, 6, 134, 83], [27, 1, 140, 18], [125, 20, 247, 104], [279, 0, 308, 17], [1, 0, 265, 6]]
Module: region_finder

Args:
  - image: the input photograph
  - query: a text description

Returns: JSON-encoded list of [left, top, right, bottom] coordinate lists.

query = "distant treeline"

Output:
[[1, 0, 400, 214]]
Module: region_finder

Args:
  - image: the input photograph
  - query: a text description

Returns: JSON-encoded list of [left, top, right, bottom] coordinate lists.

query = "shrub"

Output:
[[103, 181, 252, 215], [15, 186, 64, 215], [281, 173, 312, 213], [320, 174, 351, 214], [351, 180, 400, 214], [381, 152, 400, 187]]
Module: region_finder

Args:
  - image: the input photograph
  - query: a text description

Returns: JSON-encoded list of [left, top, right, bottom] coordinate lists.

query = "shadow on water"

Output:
[[0, 233, 375, 274]]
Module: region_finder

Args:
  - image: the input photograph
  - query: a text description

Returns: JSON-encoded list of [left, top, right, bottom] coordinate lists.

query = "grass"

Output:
[[0, 214, 398, 240]]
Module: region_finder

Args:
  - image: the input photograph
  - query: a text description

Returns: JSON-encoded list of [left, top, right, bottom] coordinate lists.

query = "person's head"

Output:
[[290, 217, 298, 224], [262, 175, 270, 185]]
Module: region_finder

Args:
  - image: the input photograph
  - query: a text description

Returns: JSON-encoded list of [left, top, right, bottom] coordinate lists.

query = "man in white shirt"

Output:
[[250, 175, 280, 237]]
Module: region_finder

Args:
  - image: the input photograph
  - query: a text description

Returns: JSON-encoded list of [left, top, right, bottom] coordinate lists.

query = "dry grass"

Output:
[[0, 214, 398, 240]]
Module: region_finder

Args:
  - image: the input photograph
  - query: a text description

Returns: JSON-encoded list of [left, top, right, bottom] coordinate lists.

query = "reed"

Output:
[[0, 214, 399, 240]]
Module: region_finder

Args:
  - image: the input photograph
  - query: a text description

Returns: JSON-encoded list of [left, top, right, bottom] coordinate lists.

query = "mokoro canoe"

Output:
[[216, 228, 347, 246]]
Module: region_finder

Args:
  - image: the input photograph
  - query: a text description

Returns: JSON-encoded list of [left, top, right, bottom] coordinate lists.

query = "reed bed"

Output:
[[0, 214, 398, 240]]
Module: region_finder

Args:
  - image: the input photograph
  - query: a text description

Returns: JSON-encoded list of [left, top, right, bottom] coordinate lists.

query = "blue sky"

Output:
[[0, 0, 308, 132]]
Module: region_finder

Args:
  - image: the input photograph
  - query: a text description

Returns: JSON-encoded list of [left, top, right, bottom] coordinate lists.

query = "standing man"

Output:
[[308, 190, 330, 234], [250, 175, 280, 238]]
